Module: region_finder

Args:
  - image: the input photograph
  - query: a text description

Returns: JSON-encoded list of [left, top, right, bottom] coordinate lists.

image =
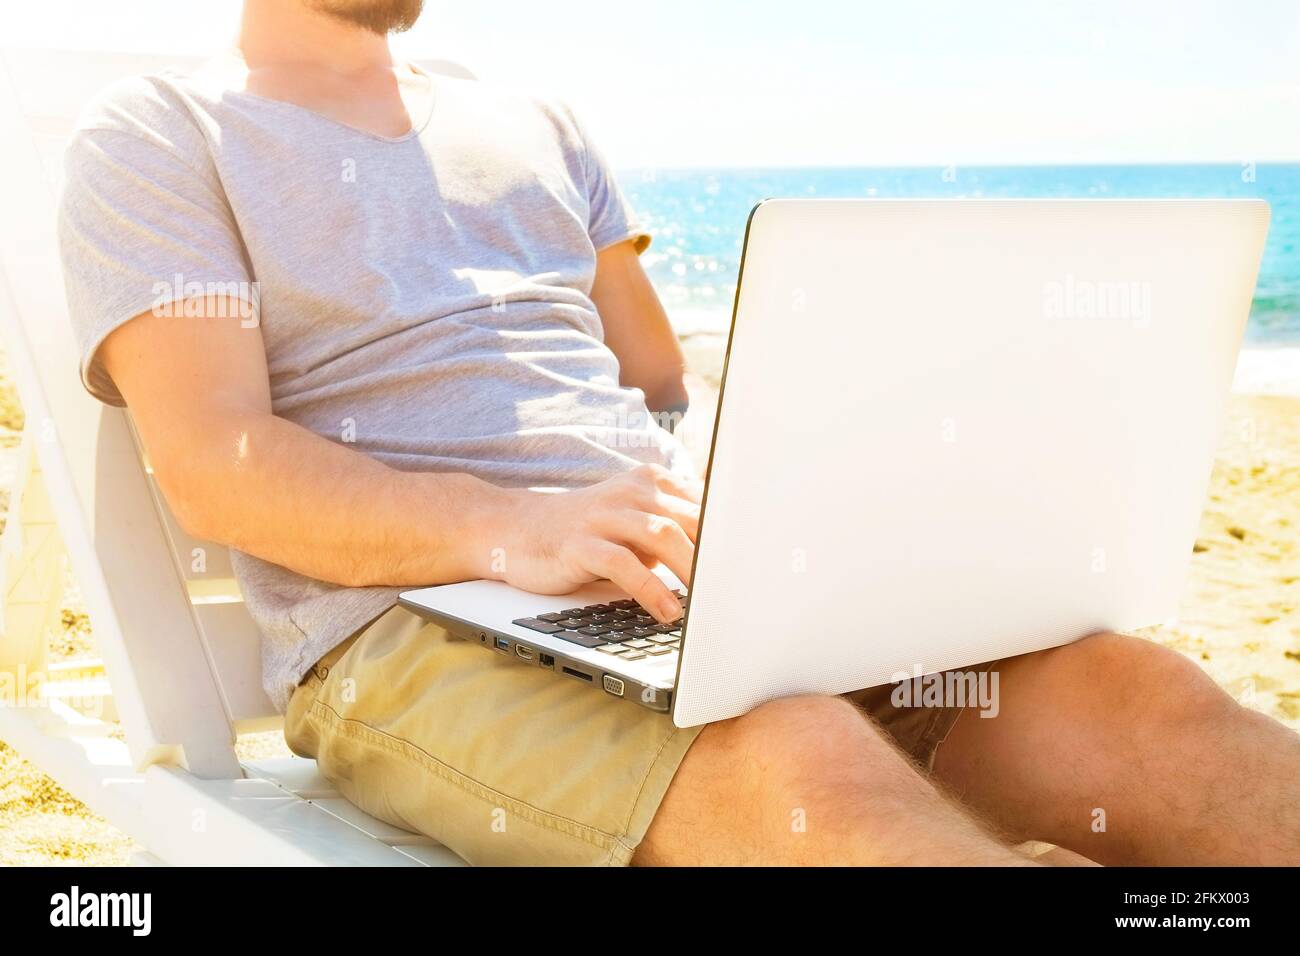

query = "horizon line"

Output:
[[618, 159, 1300, 173]]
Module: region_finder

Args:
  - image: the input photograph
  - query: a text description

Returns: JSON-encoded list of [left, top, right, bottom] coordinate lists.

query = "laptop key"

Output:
[[651, 624, 680, 634], [512, 618, 564, 634], [557, 618, 586, 629], [623, 638, 654, 649], [562, 609, 586, 617], [621, 650, 647, 660], [537, 613, 566, 623], [577, 625, 612, 638], [624, 629, 656, 641], [610, 599, 638, 610], [646, 633, 677, 645], [554, 631, 607, 648], [645, 645, 673, 656], [597, 643, 630, 654]]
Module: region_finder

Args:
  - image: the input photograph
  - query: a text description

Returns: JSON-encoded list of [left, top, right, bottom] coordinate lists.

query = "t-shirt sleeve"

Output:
[[57, 125, 253, 406], [567, 109, 651, 255]]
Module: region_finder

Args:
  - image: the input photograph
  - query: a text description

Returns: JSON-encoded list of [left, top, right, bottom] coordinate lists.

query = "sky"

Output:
[[7, 0, 1300, 167]]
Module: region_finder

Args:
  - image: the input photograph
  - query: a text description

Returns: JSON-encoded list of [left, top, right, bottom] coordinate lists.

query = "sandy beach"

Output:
[[1, 339, 1298, 864]]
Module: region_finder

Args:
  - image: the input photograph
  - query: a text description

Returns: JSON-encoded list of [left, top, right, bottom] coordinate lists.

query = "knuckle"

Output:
[[636, 462, 667, 485], [644, 514, 671, 538]]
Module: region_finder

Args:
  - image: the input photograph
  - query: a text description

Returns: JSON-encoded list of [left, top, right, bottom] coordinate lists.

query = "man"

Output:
[[58, 0, 1300, 866]]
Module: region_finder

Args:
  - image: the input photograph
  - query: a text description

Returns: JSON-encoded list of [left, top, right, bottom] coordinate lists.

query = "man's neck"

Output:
[[237, 0, 395, 76]]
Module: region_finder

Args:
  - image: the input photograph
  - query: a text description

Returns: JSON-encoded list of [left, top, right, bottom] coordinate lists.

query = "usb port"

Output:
[[493, 637, 510, 653]]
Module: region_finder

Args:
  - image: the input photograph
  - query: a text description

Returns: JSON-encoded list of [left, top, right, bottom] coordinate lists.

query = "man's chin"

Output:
[[308, 0, 425, 35]]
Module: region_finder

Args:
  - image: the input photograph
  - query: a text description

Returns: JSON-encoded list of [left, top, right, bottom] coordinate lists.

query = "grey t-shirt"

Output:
[[57, 65, 691, 711]]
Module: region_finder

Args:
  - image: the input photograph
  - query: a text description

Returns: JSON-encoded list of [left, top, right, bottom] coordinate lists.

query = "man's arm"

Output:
[[101, 296, 505, 587], [591, 239, 690, 415], [101, 296, 700, 622]]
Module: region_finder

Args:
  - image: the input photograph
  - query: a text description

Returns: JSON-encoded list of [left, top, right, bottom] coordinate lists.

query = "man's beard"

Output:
[[308, 0, 425, 35]]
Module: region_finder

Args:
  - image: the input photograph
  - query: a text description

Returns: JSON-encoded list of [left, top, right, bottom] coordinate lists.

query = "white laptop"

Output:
[[400, 198, 1271, 728]]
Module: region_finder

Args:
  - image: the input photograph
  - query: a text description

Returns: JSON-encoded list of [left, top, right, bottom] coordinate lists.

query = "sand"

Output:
[[1, 335, 1297, 865]]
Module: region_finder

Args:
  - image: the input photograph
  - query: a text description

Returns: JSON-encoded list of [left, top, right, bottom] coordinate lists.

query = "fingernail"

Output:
[[659, 597, 681, 621]]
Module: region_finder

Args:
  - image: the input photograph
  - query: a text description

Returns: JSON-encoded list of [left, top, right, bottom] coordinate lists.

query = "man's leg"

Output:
[[933, 633, 1300, 865], [637, 694, 1035, 866]]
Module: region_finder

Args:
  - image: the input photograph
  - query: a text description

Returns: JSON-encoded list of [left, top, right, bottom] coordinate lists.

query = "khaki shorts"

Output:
[[285, 607, 979, 866]]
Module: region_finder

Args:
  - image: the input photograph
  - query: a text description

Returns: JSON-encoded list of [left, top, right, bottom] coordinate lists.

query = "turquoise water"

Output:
[[622, 164, 1300, 344]]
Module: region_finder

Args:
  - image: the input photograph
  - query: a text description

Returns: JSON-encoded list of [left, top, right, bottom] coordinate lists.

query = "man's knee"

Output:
[[637, 694, 907, 864], [712, 693, 917, 787], [713, 692, 870, 755], [639, 697, 904, 842], [1044, 632, 1238, 729]]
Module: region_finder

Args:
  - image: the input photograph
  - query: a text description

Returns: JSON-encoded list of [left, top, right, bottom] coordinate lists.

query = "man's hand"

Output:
[[494, 464, 703, 623]]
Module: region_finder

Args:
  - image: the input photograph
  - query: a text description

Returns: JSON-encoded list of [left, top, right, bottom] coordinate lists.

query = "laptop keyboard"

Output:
[[512, 592, 686, 661]]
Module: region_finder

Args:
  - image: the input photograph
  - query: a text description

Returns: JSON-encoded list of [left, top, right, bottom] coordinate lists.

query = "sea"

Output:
[[621, 164, 1300, 350]]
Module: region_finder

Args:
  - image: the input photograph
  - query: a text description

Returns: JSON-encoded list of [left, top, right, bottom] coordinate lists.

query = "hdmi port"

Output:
[[561, 666, 593, 683], [514, 644, 535, 662]]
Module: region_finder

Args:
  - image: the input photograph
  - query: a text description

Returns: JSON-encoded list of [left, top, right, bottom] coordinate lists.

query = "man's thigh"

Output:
[[285, 607, 701, 866]]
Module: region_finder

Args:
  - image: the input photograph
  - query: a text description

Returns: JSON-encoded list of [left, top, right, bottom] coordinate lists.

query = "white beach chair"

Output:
[[0, 47, 472, 865]]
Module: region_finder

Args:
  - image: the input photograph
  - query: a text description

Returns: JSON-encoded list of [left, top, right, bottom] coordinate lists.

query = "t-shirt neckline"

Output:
[[223, 61, 437, 144]]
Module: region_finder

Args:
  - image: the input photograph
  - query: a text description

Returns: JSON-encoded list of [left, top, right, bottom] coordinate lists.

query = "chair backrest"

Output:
[[0, 47, 472, 777]]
